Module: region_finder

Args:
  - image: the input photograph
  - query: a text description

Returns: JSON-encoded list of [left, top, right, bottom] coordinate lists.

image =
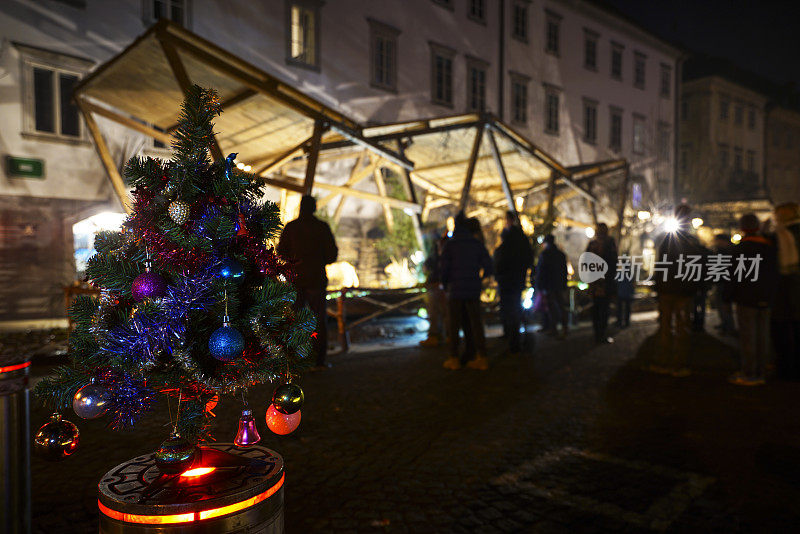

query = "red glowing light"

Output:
[[99, 473, 284, 524], [0, 361, 31, 374], [311, 332, 318, 339], [180, 467, 216, 478]]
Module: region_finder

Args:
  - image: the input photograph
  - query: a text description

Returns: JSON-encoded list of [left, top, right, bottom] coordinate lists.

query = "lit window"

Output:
[[431, 44, 454, 107], [545, 88, 559, 135], [609, 107, 623, 151], [287, 1, 320, 69], [583, 99, 597, 144], [660, 64, 671, 98], [369, 20, 399, 91], [148, 0, 189, 25], [633, 52, 646, 89], [545, 11, 561, 55], [633, 115, 645, 154], [467, 59, 488, 112], [584, 30, 598, 70], [611, 43, 623, 80], [18, 44, 90, 140], [512, 1, 528, 42], [511, 74, 529, 124], [468, 0, 485, 22]]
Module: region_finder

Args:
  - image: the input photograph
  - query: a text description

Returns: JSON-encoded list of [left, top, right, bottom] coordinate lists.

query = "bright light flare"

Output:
[[522, 288, 534, 310], [732, 233, 742, 244], [637, 210, 651, 221], [515, 196, 525, 211], [663, 217, 680, 233], [236, 162, 245, 170], [584, 227, 595, 239], [691, 217, 703, 229], [180, 467, 216, 478]]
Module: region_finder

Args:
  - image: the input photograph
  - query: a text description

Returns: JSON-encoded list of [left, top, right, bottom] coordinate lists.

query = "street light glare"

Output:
[[691, 217, 703, 229], [732, 233, 742, 244], [664, 217, 680, 233], [637, 210, 651, 221]]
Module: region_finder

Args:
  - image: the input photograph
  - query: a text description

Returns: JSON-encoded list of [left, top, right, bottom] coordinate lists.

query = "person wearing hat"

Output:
[[278, 195, 338, 369]]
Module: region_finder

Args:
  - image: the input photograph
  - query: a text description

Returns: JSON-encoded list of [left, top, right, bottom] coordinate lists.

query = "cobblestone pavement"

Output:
[[26, 317, 800, 533]]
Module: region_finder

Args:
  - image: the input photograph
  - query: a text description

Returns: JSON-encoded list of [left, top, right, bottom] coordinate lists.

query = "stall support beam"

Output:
[[396, 140, 425, 249], [486, 129, 516, 216], [458, 124, 485, 212], [303, 120, 326, 195]]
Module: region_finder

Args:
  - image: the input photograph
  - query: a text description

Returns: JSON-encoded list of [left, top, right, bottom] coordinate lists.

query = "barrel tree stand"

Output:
[[98, 444, 284, 533]]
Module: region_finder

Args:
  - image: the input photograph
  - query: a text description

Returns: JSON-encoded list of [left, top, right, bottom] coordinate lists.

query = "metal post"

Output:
[[395, 141, 425, 249], [303, 120, 325, 195], [615, 164, 631, 243], [458, 124, 485, 212], [545, 170, 558, 225], [486, 129, 516, 216], [336, 293, 348, 353], [1, 356, 32, 534]]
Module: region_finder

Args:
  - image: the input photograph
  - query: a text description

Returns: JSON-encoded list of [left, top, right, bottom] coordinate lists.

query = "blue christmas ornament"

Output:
[[216, 258, 245, 284], [209, 316, 244, 361]]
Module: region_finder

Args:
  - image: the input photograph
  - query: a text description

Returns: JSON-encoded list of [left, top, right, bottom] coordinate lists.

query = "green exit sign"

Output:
[[7, 156, 45, 179]]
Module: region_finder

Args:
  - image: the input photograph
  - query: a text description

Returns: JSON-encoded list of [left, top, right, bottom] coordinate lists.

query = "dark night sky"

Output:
[[602, 0, 800, 89]]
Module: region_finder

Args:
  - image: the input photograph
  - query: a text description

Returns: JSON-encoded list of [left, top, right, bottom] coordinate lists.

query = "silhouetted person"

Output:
[[494, 211, 533, 354], [616, 256, 634, 328], [586, 222, 617, 343], [711, 233, 736, 336], [653, 205, 703, 377], [772, 202, 800, 380], [278, 195, 338, 369], [535, 234, 569, 338], [441, 213, 492, 370], [420, 230, 448, 347], [729, 213, 777, 386]]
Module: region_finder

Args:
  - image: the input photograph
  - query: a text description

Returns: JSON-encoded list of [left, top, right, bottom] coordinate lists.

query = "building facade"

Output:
[[678, 75, 768, 208], [0, 0, 680, 320], [765, 105, 800, 202]]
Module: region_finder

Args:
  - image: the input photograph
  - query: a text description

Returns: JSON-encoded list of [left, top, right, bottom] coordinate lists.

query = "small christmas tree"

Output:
[[35, 86, 314, 445]]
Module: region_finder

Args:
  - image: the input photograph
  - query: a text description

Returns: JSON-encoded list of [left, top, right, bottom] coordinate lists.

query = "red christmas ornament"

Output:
[[265, 404, 301, 435], [236, 213, 248, 236]]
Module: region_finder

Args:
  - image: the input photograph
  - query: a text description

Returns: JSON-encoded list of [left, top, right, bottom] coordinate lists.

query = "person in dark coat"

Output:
[[771, 202, 800, 380], [534, 234, 569, 338], [586, 223, 617, 343], [420, 230, 448, 347], [277, 195, 338, 368], [711, 233, 736, 336], [440, 214, 493, 370], [493, 211, 533, 354], [729, 213, 778, 386], [653, 205, 704, 376], [616, 256, 635, 328]]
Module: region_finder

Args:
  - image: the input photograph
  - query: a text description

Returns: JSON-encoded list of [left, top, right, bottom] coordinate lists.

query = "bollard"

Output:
[[98, 444, 284, 534], [0, 356, 32, 534]]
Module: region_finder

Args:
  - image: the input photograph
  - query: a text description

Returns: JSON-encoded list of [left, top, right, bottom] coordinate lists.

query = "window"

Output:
[[681, 98, 689, 120], [633, 114, 645, 154], [733, 147, 743, 171], [657, 122, 670, 160], [430, 43, 455, 107], [747, 107, 756, 130], [734, 103, 743, 125], [18, 45, 91, 140], [369, 20, 399, 92], [584, 30, 598, 70], [583, 99, 597, 144], [512, 1, 528, 42], [746, 150, 755, 172], [466, 58, 488, 112], [545, 87, 560, 135], [609, 106, 623, 151], [545, 11, 561, 55], [468, 0, 485, 22], [680, 144, 691, 174], [719, 96, 729, 120], [510, 73, 529, 124], [660, 64, 671, 98], [146, 0, 189, 25], [633, 52, 646, 89], [287, 1, 320, 69], [611, 42, 623, 80], [719, 144, 729, 168]]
